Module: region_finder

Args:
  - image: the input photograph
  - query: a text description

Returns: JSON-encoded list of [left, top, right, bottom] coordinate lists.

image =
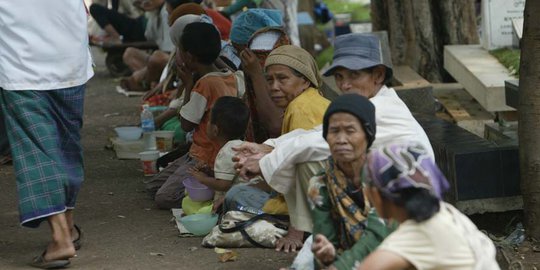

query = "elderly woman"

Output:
[[356, 143, 499, 270], [264, 45, 330, 134], [308, 94, 393, 270]]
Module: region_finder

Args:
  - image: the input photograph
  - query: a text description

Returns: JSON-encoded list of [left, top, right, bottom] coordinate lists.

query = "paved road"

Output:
[[0, 49, 294, 269]]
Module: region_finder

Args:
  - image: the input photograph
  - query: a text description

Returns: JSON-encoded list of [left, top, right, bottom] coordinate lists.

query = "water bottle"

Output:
[[141, 104, 157, 150]]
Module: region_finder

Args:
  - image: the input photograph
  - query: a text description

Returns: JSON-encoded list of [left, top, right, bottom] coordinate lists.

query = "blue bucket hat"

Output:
[[323, 33, 393, 82], [230, 9, 283, 45]]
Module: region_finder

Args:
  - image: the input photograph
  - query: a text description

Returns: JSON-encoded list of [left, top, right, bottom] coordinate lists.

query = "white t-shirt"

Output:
[[0, 0, 94, 90], [214, 139, 246, 199], [259, 86, 435, 194], [145, 5, 174, 53], [378, 203, 477, 270]]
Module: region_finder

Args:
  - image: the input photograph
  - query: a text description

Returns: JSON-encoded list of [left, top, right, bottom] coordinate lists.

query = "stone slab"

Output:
[[444, 45, 516, 112], [416, 115, 521, 208], [456, 196, 523, 215], [505, 79, 519, 109], [392, 66, 435, 115], [481, 0, 525, 50], [432, 83, 495, 137]]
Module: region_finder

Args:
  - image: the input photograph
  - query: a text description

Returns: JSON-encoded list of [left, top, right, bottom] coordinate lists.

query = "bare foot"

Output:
[[43, 241, 76, 261], [275, 227, 304, 253], [120, 77, 146, 92]]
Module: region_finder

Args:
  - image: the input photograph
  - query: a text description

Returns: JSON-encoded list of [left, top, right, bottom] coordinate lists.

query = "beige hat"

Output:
[[264, 45, 321, 88]]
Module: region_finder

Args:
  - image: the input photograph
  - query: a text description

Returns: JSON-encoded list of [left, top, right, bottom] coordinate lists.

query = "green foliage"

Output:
[[316, 46, 334, 69], [323, 0, 371, 22], [490, 48, 521, 76]]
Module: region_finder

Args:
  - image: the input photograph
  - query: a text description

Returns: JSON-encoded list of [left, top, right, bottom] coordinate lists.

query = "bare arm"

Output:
[[188, 167, 234, 192], [240, 49, 283, 137]]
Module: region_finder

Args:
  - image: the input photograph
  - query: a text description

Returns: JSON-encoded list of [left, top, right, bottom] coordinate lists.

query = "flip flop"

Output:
[[73, 224, 83, 250], [30, 251, 70, 269]]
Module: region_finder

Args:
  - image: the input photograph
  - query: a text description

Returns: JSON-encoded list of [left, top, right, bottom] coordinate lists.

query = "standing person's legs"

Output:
[[0, 85, 86, 264], [0, 107, 10, 163]]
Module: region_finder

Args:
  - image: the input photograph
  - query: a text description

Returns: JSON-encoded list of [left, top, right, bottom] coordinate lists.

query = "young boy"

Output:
[[152, 22, 245, 209], [187, 96, 250, 212]]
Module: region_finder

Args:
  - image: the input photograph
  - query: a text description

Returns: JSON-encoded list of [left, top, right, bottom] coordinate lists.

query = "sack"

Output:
[[202, 211, 289, 248]]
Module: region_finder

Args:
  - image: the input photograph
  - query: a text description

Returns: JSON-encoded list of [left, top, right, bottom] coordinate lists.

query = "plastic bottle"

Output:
[[141, 104, 157, 150]]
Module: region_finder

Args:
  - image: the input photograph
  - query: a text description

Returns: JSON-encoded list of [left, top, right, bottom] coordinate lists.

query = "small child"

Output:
[[188, 96, 250, 212], [152, 22, 245, 209]]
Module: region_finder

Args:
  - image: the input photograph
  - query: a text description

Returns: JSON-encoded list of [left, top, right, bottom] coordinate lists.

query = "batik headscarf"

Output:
[[365, 142, 450, 200], [248, 27, 290, 68]]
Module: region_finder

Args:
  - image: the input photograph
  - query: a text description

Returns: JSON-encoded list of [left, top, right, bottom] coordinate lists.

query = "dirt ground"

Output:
[[0, 49, 294, 270]]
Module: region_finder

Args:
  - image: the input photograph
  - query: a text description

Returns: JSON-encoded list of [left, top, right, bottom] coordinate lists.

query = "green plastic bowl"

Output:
[[179, 213, 218, 236]]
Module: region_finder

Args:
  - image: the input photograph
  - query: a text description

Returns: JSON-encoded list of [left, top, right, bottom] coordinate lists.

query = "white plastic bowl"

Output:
[[114, 126, 143, 141]]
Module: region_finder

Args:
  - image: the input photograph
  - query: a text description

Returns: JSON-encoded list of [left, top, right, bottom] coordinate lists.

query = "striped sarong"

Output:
[[0, 85, 85, 228]]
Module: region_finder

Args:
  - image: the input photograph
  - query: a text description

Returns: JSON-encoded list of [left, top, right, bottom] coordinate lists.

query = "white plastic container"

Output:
[[139, 150, 160, 176], [154, 130, 175, 152]]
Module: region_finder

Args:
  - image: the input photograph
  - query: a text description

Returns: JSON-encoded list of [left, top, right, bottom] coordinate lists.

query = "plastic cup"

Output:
[[139, 150, 160, 176], [154, 130, 175, 152]]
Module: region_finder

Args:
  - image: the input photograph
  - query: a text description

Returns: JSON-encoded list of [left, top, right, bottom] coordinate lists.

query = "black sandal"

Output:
[[72, 224, 83, 250], [30, 250, 70, 269]]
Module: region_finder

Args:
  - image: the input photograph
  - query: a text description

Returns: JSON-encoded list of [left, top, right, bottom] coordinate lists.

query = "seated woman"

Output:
[[264, 45, 330, 134], [224, 45, 330, 252], [308, 94, 394, 270], [356, 142, 499, 270]]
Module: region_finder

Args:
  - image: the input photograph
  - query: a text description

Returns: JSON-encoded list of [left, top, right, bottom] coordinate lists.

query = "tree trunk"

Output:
[[518, 0, 540, 239], [371, 0, 478, 82]]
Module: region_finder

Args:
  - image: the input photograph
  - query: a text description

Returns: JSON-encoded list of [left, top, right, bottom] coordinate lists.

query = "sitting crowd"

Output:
[[92, 1, 500, 269]]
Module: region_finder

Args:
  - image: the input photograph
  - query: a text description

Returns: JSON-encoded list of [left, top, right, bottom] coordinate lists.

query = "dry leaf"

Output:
[[218, 250, 238, 263]]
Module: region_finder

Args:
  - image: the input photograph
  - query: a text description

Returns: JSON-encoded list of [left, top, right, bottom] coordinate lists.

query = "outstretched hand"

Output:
[[312, 234, 336, 266], [275, 227, 304, 253], [232, 142, 273, 180]]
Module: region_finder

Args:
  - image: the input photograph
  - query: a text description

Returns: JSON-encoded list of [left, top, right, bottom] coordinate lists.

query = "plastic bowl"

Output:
[[114, 126, 143, 141], [183, 177, 214, 202], [179, 213, 219, 236]]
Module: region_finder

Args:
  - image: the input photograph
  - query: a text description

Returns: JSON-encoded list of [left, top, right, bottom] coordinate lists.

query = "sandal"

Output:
[[72, 224, 83, 251], [30, 251, 70, 269]]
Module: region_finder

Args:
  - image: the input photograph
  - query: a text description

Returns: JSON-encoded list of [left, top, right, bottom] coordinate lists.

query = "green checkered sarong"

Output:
[[0, 86, 85, 228]]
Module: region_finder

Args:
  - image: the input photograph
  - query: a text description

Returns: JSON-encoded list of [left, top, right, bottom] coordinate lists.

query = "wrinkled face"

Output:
[[326, 112, 368, 164], [333, 66, 385, 98], [265, 65, 310, 108]]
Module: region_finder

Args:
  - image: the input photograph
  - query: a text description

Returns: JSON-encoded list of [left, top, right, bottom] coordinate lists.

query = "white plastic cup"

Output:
[[139, 150, 160, 176], [154, 130, 175, 152]]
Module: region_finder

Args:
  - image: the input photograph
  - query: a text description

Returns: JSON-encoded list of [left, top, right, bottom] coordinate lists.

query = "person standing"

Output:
[[0, 0, 94, 268]]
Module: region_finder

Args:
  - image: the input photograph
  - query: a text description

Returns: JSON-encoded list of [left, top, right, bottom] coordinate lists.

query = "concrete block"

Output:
[[444, 45, 516, 112]]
